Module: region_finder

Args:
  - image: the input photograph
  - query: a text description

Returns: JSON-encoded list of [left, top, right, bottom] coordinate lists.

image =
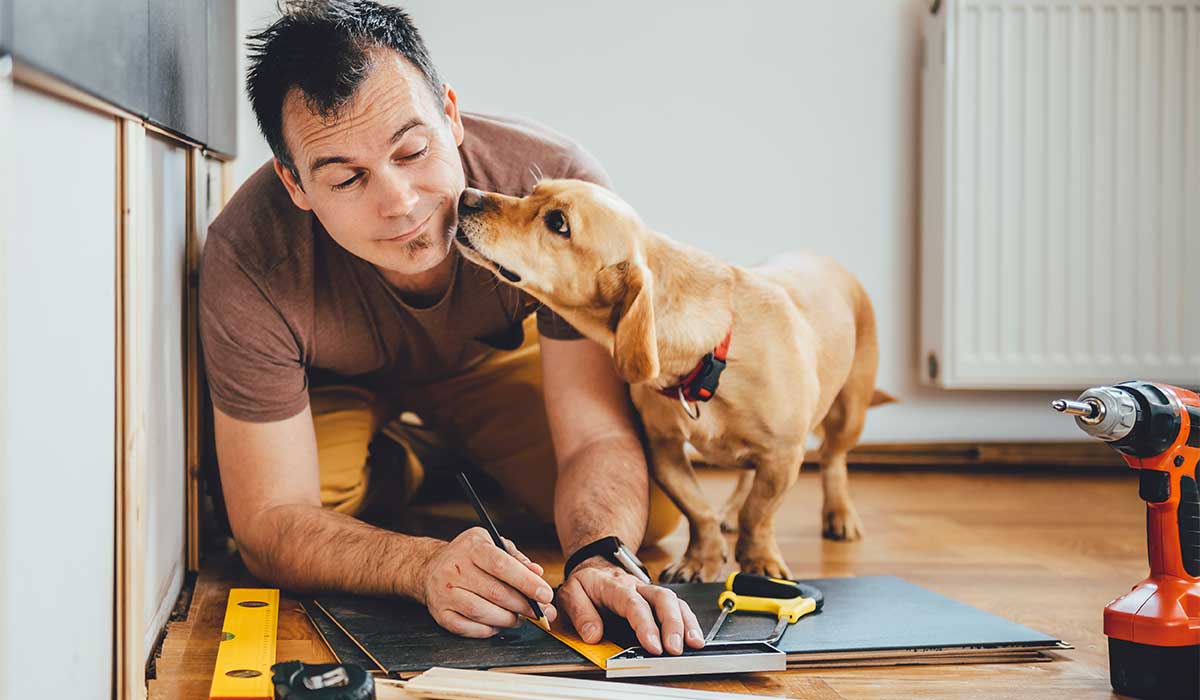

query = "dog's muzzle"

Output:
[[455, 188, 522, 283]]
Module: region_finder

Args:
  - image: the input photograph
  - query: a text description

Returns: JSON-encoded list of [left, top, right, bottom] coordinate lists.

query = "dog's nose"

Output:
[[459, 187, 486, 213]]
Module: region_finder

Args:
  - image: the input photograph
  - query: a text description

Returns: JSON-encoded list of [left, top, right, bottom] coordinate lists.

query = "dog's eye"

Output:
[[544, 210, 570, 238]]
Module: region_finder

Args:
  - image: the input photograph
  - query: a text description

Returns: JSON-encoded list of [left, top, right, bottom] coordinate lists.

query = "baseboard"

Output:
[[801, 441, 1125, 468]]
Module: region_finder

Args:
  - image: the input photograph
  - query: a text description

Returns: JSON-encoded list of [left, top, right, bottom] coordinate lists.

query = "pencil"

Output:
[[455, 471, 549, 627]]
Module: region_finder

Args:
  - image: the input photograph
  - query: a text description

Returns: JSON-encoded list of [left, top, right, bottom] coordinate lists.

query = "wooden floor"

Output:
[[150, 467, 1144, 700]]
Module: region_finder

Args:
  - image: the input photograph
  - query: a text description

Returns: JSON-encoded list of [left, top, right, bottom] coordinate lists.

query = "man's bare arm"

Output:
[[213, 404, 555, 636], [540, 337, 704, 655], [541, 338, 649, 556]]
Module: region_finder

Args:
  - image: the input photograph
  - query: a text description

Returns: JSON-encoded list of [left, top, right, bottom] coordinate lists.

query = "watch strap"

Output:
[[563, 536, 647, 581]]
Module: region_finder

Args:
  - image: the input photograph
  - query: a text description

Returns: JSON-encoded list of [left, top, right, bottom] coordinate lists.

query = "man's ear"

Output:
[[442, 83, 465, 147], [273, 159, 313, 212], [611, 260, 659, 384]]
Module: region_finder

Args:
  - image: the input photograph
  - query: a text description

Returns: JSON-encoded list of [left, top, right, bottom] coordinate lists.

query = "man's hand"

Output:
[[416, 527, 557, 638], [556, 558, 705, 655]]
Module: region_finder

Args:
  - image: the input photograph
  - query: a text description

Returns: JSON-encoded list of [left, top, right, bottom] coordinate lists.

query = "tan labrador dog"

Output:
[[455, 179, 893, 582]]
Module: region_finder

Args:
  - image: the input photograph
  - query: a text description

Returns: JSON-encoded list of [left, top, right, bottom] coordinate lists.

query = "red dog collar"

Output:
[[659, 327, 733, 403]]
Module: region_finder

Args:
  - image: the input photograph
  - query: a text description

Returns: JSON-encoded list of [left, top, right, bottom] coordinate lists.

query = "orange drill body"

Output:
[[1103, 384, 1200, 649], [1055, 380, 1200, 699]]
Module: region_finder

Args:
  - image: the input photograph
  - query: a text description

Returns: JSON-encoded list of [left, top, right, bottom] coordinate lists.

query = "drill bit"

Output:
[[1051, 398, 1100, 419]]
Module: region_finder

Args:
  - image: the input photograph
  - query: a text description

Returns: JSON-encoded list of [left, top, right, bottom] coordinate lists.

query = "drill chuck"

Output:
[[1052, 386, 1138, 442]]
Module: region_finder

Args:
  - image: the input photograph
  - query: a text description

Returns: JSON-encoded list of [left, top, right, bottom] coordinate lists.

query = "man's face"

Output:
[[275, 50, 466, 278]]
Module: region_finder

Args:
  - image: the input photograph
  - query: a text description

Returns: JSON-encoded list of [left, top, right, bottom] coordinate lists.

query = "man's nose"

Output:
[[378, 171, 420, 219], [458, 187, 487, 213]]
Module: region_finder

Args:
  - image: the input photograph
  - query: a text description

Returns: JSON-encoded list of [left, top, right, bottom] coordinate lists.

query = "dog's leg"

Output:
[[719, 471, 753, 533], [818, 362, 875, 542], [818, 443, 864, 540], [734, 448, 804, 579], [650, 439, 729, 583]]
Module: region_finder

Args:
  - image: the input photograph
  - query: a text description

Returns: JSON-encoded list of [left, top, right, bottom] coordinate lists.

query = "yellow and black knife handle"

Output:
[[717, 589, 817, 623], [724, 572, 825, 609]]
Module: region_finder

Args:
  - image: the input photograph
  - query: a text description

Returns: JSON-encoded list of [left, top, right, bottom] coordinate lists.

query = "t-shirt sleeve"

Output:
[[559, 141, 612, 190], [534, 142, 611, 340], [199, 232, 309, 423], [535, 305, 585, 341]]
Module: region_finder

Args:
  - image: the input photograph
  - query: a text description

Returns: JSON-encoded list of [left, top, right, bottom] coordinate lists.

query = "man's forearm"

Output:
[[554, 432, 649, 558], [238, 503, 440, 600]]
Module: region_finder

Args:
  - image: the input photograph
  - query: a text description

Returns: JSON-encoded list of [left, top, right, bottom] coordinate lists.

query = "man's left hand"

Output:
[[555, 558, 705, 655]]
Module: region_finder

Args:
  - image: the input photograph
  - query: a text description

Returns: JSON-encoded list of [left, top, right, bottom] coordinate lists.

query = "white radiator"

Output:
[[920, 0, 1200, 389]]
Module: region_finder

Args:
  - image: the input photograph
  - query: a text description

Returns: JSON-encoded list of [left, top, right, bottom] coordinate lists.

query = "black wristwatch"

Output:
[[563, 536, 651, 583]]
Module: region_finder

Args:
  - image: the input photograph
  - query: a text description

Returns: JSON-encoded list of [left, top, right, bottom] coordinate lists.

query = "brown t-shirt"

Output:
[[200, 112, 605, 423]]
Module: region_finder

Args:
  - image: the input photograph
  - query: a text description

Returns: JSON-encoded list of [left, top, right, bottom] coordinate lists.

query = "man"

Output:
[[199, 0, 705, 656]]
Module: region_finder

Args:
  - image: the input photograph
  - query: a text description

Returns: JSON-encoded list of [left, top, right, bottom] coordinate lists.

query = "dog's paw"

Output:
[[719, 511, 739, 534], [822, 505, 865, 541], [737, 554, 792, 580], [659, 550, 728, 583], [735, 539, 792, 579]]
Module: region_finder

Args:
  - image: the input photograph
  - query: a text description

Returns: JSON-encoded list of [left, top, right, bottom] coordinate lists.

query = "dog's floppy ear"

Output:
[[610, 259, 659, 384]]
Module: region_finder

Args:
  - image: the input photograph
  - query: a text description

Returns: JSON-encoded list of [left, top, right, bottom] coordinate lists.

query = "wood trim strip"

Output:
[[220, 159, 233, 207], [142, 119, 204, 151], [185, 148, 202, 572], [118, 119, 149, 700], [801, 441, 1124, 467], [13, 60, 205, 152], [12, 61, 140, 122], [113, 112, 127, 700]]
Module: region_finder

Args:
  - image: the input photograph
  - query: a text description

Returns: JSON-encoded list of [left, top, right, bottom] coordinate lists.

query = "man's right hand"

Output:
[[416, 527, 556, 638]]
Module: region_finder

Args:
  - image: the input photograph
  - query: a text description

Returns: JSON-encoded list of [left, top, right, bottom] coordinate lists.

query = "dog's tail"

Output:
[[870, 389, 898, 407]]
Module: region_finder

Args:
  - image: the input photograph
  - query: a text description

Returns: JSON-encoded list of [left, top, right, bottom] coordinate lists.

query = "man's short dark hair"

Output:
[[246, 1, 443, 180]]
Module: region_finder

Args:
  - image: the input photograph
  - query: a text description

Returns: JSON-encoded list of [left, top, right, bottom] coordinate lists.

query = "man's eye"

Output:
[[397, 145, 429, 162], [333, 173, 363, 191], [544, 210, 570, 238]]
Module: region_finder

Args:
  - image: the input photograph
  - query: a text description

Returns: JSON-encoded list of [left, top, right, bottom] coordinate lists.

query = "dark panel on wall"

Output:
[[9, 0, 149, 115], [149, 0, 207, 142], [0, 0, 12, 54], [206, 0, 237, 157]]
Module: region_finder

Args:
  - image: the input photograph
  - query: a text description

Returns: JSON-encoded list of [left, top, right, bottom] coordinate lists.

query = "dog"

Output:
[[455, 179, 893, 582]]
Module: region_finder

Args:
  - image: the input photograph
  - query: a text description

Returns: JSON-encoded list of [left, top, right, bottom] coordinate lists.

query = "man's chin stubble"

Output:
[[399, 224, 453, 258], [400, 230, 435, 255]]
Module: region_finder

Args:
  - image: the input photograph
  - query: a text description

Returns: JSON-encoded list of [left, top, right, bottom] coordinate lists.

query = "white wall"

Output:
[[2, 83, 116, 700], [234, 0, 1087, 443]]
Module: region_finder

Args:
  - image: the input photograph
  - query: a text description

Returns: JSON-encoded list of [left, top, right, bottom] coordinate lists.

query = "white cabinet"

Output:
[[1, 82, 117, 700], [0, 62, 221, 696]]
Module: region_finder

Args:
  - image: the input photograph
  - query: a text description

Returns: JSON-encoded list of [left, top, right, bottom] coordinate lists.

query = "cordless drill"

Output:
[[1053, 380, 1200, 699]]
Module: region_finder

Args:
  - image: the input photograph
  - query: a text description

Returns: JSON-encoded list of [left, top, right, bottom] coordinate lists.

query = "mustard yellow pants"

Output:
[[308, 316, 682, 546]]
